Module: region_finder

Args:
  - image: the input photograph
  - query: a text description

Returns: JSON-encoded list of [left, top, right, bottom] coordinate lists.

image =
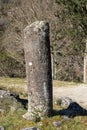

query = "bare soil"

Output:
[[53, 84, 87, 108]]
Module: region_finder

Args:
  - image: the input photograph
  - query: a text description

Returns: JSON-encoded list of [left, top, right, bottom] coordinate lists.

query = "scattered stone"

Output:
[[0, 109, 4, 114], [0, 90, 28, 112], [54, 98, 61, 106], [53, 121, 62, 127], [10, 106, 17, 113], [54, 97, 73, 108], [37, 122, 43, 126], [0, 126, 5, 130], [63, 116, 71, 121], [0, 90, 10, 98], [61, 97, 73, 108], [23, 112, 40, 122], [21, 127, 40, 130]]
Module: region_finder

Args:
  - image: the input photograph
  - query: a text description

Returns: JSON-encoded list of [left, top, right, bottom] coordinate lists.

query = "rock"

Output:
[[63, 116, 71, 121], [53, 121, 62, 127], [24, 21, 52, 120], [23, 112, 40, 122], [0, 90, 10, 98], [37, 122, 43, 126], [0, 109, 4, 115], [0, 90, 28, 112], [54, 97, 73, 108], [10, 106, 17, 112], [61, 97, 73, 108], [21, 127, 40, 130], [0, 126, 5, 130], [54, 98, 61, 106]]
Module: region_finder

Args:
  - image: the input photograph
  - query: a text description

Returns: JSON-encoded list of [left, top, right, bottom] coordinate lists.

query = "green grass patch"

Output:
[[0, 107, 87, 130], [0, 77, 82, 91], [0, 77, 84, 96], [0, 77, 27, 95], [0, 110, 36, 130], [53, 80, 82, 87], [0, 77, 87, 129]]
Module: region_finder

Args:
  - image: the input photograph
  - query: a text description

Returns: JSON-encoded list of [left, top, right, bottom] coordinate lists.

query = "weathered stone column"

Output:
[[84, 41, 87, 83], [23, 21, 53, 121]]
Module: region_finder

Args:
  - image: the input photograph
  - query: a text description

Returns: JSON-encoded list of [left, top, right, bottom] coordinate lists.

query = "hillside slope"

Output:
[[0, 0, 87, 81]]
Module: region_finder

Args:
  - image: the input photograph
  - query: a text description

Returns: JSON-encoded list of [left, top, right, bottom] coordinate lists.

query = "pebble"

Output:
[[53, 121, 62, 127]]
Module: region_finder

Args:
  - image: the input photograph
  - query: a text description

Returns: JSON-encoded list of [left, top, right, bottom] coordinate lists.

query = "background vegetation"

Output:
[[0, 0, 87, 81]]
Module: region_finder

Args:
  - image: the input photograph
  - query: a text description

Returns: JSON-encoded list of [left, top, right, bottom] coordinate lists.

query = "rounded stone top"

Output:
[[24, 21, 49, 34], [30, 21, 48, 28]]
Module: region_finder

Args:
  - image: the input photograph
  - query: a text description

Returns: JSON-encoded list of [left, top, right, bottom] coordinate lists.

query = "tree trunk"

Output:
[[23, 21, 53, 121]]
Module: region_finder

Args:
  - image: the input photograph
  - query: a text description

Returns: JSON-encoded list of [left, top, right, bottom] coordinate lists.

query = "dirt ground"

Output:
[[53, 83, 87, 108]]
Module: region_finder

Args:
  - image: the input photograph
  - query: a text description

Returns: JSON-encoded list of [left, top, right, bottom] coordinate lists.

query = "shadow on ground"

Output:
[[54, 102, 87, 118]]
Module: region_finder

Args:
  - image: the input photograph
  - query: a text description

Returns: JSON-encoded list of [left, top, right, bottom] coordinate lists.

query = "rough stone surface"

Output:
[[63, 116, 71, 121], [54, 98, 62, 106], [0, 126, 5, 130], [84, 41, 87, 83], [0, 109, 4, 114], [21, 127, 40, 130], [54, 97, 73, 108], [61, 97, 73, 108], [0, 90, 10, 97], [0, 90, 28, 112], [37, 122, 43, 126], [24, 21, 53, 120], [53, 121, 62, 127]]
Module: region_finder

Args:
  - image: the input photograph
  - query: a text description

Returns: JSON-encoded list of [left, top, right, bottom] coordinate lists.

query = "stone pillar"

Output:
[[23, 21, 53, 121], [84, 41, 87, 83]]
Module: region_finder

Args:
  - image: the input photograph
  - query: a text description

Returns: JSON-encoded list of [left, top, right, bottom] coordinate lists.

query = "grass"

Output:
[[0, 77, 87, 130], [0, 77, 82, 93], [0, 77, 81, 96], [0, 107, 87, 130], [0, 110, 36, 130], [0, 77, 27, 96], [53, 80, 81, 87]]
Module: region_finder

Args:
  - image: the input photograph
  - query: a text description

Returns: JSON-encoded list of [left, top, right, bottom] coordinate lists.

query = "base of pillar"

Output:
[[22, 112, 40, 122]]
